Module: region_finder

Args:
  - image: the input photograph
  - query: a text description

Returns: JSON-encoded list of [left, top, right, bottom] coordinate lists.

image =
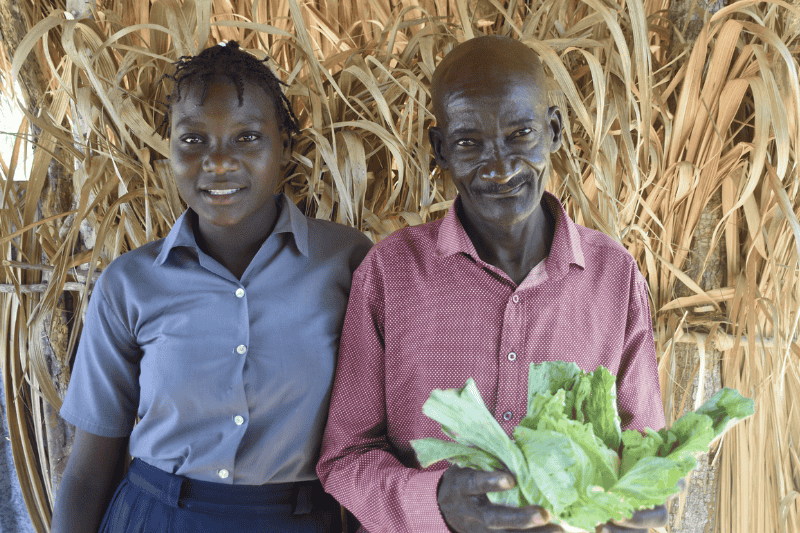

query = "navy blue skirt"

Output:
[[99, 458, 342, 532]]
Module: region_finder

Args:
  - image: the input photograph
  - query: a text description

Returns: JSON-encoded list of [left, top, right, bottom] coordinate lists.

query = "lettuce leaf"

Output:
[[584, 366, 622, 452], [411, 362, 755, 533]]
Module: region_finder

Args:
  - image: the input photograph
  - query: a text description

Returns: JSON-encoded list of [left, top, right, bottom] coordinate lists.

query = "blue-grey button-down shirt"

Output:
[[60, 194, 373, 484]]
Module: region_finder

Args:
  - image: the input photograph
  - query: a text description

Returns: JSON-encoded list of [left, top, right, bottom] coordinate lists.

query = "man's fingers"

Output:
[[482, 504, 552, 530], [610, 504, 668, 528], [461, 469, 516, 495]]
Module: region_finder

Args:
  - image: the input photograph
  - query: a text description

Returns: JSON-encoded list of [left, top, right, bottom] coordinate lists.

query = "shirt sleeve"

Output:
[[616, 266, 666, 432], [59, 270, 141, 437], [317, 262, 450, 533]]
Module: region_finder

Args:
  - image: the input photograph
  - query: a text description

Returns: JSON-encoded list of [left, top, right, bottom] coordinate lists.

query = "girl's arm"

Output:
[[51, 428, 129, 533]]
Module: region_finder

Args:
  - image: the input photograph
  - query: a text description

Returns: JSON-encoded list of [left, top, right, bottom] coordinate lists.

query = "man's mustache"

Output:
[[479, 173, 532, 194]]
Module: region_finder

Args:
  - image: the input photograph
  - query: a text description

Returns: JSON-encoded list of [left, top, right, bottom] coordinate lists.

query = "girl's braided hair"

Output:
[[157, 41, 300, 140]]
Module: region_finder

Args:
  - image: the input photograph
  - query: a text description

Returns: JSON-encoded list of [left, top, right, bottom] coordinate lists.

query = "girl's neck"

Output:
[[191, 206, 279, 280]]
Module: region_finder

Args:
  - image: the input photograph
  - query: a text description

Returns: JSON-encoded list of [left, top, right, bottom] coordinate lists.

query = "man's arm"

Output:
[[616, 267, 666, 432], [317, 266, 452, 532]]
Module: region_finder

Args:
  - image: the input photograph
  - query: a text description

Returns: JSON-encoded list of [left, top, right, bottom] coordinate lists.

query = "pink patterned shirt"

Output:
[[317, 192, 665, 533]]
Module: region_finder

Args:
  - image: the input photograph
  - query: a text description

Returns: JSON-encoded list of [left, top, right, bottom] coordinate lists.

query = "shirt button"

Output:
[[218, 469, 229, 479], [234, 415, 244, 425], [512, 294, 520, 303], [235, 288, 245, 298], [236, 345, 247, 355], [507, 352, 517, 361], [503, 411, 513, 421]]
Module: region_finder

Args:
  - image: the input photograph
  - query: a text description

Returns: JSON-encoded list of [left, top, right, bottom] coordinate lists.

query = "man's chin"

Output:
[[467, 195, 541, 227]]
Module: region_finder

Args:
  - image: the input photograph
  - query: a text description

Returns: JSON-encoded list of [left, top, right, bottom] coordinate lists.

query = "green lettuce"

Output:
[[410, 361, 755, 532]]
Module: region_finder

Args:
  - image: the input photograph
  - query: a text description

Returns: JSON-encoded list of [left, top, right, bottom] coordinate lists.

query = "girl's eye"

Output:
[[238, 133, 260, 142], [180, 135, 203, 144]]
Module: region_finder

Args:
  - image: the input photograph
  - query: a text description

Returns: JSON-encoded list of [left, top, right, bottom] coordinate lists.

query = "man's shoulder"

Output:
[[352, 218, 443, 280], [573, 224, 637, 267], [371, 218, 442, 257]]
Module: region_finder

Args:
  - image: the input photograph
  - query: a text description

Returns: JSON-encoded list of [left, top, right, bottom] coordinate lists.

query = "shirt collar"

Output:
[[154, 193, 309, 266], [271, 193, 309, 257], [435, 191, 585, 271]]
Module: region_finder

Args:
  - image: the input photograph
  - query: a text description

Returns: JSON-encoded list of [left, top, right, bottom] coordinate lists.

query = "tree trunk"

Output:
[[669, 192, 726, 533], [666, 1, 727, 531]]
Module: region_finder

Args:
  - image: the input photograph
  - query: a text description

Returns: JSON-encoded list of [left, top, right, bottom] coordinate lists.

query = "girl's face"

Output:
[[169, 75, 289, 240]]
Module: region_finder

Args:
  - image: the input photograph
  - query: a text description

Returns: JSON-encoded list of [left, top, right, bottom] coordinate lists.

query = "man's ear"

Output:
[[428, 127, 449, 170], [547, 106, 563, 153]]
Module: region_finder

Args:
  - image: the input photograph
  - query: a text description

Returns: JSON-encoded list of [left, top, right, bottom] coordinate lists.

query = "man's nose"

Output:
[[478, 146, 519, 184], [202, 150, 239, 175]]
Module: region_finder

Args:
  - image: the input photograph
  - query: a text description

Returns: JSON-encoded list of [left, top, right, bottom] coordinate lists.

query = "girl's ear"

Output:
[[281, 132, 293, 162]]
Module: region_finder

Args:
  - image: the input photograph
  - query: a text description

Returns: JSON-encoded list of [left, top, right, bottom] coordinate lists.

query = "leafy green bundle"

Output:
[[410, 361, 755, 532]]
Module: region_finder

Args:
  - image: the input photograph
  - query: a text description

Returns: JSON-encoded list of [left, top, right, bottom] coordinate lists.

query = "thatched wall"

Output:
[[0, 0, 798, 532]]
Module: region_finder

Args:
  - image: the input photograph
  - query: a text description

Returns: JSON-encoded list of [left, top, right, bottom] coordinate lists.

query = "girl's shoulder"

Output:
[[93, 237, 169, 290], [304, 217, 374, 261]]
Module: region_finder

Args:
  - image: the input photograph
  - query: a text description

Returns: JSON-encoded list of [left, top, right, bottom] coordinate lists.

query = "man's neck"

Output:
[[457, 199, 555, 286]]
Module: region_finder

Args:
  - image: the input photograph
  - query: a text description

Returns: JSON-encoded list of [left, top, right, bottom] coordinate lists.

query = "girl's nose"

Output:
[[202, 154, 239, 175]]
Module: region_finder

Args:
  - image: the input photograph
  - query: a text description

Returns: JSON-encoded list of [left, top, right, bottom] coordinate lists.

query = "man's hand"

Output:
[[594, 477, 688, 533], [437, 465, 564, 533]]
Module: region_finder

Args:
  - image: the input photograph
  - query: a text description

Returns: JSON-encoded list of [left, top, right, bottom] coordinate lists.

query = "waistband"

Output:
[[126, 458, 323, 516]]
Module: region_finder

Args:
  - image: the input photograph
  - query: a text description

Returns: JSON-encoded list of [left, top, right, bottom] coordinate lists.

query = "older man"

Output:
[[318, 35, 676, 533]]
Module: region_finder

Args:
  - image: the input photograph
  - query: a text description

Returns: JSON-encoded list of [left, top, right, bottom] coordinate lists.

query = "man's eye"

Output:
[[456, 139, 476, 147], [511, 128, 532, 139]]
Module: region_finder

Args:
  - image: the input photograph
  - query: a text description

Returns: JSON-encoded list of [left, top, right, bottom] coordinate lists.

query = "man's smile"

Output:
[[479, 174, 533, 197]]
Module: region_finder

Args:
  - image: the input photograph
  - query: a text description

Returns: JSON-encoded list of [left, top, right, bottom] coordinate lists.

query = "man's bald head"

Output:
[[431, 35, 546, 122]]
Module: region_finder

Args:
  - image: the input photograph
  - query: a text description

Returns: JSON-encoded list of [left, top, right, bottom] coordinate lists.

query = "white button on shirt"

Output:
[[507, 352, 517, 361], [234, 415, 244, 425], [236, 345, 247, 355], [235, 288, 245, 298], [218, 469, 229, 479]]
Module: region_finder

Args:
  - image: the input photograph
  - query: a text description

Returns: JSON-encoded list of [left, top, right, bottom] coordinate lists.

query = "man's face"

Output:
[[429, 72, 562, 230]]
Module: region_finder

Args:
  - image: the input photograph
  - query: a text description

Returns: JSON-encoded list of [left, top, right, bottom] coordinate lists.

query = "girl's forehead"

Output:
[[178, 76, 272, 109], [170, 76, 278, 127]]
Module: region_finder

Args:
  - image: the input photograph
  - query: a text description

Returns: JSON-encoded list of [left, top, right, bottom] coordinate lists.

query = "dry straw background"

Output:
[[0, 0, 798, 531]]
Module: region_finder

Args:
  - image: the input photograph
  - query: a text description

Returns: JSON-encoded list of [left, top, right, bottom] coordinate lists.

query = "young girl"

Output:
[[53, 42, 372, 533]]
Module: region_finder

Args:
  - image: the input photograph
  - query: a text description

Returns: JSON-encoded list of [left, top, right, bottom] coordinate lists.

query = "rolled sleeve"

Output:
[[317, 265, 450, 533], [60, 271, 141, 437]]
